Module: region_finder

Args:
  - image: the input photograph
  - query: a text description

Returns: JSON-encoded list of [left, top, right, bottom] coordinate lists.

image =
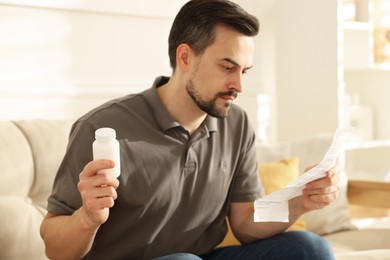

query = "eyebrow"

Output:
[[223, 57, 253, 71]]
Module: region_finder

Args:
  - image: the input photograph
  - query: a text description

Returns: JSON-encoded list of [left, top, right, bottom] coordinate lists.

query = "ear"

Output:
[[176, 43, 192, 71]]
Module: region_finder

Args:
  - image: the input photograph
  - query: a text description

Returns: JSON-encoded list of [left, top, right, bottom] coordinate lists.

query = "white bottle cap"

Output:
[[95, 127, 116, 141]]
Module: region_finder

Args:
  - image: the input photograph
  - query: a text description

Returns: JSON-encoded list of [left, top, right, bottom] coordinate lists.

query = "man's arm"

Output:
[[40, 210, 99, 260], [40, 159, 119, 259], [229, 169, 340, 244]]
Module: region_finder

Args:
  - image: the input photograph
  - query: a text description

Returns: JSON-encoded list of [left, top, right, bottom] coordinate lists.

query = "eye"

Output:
[[223, 66, 236, 73]]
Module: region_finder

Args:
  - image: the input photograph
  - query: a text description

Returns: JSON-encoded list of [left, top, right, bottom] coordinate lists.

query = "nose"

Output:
[[227, 73, 243, 93]]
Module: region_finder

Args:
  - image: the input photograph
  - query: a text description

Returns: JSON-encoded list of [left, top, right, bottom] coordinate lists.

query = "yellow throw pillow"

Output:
[[219, 157, 306, 247], [258, 157, 306, 231]]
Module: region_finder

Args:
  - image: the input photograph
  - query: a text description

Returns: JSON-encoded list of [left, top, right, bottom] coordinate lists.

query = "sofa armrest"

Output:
[[347, 179, 390, 208]]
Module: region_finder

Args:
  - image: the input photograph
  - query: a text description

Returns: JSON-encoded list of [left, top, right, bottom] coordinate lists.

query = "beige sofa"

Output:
[[0, 119, 389, 260]]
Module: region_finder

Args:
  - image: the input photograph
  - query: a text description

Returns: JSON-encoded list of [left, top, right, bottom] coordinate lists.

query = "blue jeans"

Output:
[[154, 231, 334, 260]]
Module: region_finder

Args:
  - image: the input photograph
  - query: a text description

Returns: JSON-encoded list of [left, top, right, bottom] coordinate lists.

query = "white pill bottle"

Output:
[[92, 127, 121, 178]]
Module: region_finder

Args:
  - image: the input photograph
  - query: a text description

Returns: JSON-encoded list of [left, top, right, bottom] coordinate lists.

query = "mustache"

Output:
[[217, 91, 238, 99]]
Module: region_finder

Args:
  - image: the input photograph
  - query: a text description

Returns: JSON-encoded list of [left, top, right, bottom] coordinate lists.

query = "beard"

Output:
[[186, 79, 237, 118]]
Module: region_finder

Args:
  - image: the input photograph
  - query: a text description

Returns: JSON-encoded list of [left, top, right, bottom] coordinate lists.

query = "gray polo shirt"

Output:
[[48, 76, 262, 259]]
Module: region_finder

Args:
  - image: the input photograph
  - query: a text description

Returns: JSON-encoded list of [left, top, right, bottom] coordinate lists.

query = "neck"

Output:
[[156, 76, 206, 135]]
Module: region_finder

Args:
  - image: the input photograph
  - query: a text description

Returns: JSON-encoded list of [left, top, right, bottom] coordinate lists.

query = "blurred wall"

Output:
[[0, 0, 274, 142]]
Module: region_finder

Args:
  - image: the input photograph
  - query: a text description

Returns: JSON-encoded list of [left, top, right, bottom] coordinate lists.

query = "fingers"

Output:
[[82, 159, 115, 178], [82, 184, 118, 201], [303, 168, 341, 210], [78, 178, 119, 210], [306, 169, 340, 190], [83, 191, 116, 212], [304, 188, 339, 204], [77, 160, 120, 224], [79, 171, 120, 189]]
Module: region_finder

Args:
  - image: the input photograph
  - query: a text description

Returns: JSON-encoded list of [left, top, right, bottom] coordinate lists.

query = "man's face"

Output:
[[186, 25, 254, 118]]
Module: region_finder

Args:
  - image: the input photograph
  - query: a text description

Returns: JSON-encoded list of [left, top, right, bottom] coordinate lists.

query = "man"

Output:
[[40, 0, 339, 259]]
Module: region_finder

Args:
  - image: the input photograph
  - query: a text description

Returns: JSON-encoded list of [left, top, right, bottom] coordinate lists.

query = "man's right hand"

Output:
[[77, 159, 120, 227], [41, 160, 119, 260]]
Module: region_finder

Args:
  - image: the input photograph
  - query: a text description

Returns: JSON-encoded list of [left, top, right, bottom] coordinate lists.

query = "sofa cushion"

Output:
[[335, 250, 390, 260], [324, 229, 390, 251], [0, 120, 72, 260], [0, 121, 34, 196], [324, 229, 390, 259], [256, 142, 291, 164], [352, 217, 390, 230], [0, 196, 48, 260], [14, 120, 73, 208]]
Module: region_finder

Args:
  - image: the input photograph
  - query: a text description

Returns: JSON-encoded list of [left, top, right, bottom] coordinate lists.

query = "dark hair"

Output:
[[168, 0, 259, 69]]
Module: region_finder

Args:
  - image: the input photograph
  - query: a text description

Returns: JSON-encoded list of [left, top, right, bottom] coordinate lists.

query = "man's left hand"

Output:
[[301, 167, 340, 211]]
